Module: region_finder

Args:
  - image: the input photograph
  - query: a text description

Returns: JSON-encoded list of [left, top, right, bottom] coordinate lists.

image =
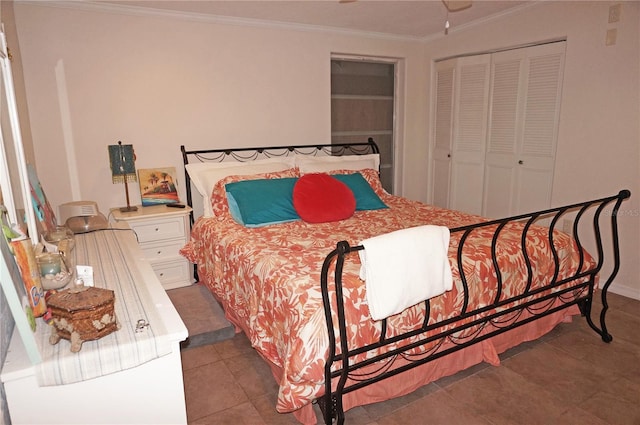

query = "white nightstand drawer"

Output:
[[129, 217, 185, 243], [140, 240, 185, 261], [151, 260, 191, 285]]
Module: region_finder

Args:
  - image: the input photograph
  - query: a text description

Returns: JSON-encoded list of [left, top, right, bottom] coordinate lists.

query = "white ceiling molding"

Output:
[[17, 0, 536, 43], [24, 0, 425, 42]]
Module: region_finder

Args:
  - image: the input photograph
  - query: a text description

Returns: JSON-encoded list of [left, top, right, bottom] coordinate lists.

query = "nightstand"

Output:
[[110, 205, 193, 290]]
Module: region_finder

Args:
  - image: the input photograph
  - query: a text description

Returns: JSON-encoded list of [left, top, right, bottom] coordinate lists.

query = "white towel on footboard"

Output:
[[358, 225, 453, 321]]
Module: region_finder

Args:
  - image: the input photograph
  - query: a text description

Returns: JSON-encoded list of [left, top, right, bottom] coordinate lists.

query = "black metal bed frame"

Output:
[[319, 189, 630, 424]]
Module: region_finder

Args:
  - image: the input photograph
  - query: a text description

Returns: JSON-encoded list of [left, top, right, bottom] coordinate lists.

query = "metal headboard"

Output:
[[180, 138, 380, 226]]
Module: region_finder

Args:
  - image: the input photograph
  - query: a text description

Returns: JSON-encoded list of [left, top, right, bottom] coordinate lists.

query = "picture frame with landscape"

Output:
[[138, 167, 180, 206]]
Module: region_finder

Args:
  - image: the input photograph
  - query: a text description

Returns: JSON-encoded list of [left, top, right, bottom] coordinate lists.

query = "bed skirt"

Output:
[[216, 287, 579, 425]]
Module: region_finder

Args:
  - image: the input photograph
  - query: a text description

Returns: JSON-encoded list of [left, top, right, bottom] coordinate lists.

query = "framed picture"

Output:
[[27, 164, 57, 236], [138, 167, 180, 206], [0, 211, 42, 364]]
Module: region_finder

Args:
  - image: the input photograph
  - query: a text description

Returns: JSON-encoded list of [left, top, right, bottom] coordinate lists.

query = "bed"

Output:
[[179, 140, 629, 424]]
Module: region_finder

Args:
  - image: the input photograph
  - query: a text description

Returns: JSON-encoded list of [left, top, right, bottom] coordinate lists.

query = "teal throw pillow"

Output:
[[225, 178, 300, 227], [332, 173, 388, 211]]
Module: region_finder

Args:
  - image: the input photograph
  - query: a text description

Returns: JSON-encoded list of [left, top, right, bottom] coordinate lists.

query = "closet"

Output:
[[431, 41, 566, 218], [331, 59, 395, 193]]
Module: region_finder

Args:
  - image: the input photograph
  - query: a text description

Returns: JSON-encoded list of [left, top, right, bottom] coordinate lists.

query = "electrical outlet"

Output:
[[609, 4, 621, 23], [562, 219, 573, 235]]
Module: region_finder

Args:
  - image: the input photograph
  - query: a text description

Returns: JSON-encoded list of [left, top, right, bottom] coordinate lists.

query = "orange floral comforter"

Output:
[[180, 169, 593, 416]]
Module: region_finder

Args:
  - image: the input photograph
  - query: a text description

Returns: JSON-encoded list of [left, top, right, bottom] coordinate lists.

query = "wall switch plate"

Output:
[[609, 4, 621, 23], [606, 28, 617, 46]]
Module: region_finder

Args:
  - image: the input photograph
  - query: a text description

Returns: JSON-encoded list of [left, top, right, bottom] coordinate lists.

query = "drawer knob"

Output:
[[155, 228, 159, 232], [157, 250, 162, 255]]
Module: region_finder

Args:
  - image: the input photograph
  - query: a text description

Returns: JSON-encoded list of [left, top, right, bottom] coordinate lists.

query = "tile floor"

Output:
[[181, 291, 640, 424]]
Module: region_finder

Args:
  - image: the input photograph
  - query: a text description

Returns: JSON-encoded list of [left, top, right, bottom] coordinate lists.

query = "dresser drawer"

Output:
[[129, 217, 186, 243], [150, 259, 191, 286], [140, 240, 185, 262]]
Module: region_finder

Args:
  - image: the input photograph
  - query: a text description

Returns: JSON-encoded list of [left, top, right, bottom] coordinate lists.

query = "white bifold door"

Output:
[[432, 41, 566, 218]]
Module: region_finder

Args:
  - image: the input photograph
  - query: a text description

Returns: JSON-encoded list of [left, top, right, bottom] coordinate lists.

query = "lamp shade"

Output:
[[108, 141, 137, 184], [108, 140, 138, 212]]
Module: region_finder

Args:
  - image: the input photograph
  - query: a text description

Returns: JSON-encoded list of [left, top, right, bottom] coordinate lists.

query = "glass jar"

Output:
[[44, 225, 74, 245], [37, 252, 73, 290], [37, 252, 61, 275]]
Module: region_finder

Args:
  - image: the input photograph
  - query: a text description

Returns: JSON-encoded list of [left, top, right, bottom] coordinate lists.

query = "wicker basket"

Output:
[[47, 286, 119, 352]]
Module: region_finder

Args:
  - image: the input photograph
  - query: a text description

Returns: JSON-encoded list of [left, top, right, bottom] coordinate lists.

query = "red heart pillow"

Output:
[[293, 173, 356, 223]]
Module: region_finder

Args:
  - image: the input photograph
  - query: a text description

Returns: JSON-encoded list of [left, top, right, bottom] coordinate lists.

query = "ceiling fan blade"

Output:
[[442, 0, 472, 12]]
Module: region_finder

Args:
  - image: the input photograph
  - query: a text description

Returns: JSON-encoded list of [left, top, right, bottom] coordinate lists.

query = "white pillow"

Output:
[[296, 154, 380, 174], [185, 157, 295, 217]]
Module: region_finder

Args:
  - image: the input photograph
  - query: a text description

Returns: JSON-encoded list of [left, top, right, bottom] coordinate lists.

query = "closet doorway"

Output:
[[330, 58, 396, 194]]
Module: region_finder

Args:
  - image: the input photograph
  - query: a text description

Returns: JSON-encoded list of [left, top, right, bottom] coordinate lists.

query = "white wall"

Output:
[[12, 1, 639, 299], [424, 1, 640, 299], [12, 2, 426, 215]]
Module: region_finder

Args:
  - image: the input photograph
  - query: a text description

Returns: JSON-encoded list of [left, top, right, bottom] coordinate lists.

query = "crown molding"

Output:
[[18, 0, 425, 42], [16, 0, 539, 44]]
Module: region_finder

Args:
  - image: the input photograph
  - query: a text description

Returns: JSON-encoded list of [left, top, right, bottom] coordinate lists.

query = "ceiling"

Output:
[[95, 0, 532, 39]]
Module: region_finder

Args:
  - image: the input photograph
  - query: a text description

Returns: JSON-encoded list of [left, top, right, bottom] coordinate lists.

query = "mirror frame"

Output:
[[0, 24, 37, 243], [0, 24, 42, 364]]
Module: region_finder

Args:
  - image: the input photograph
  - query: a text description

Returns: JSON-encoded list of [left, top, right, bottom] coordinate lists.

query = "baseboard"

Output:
[[608, 281, 640, 301]]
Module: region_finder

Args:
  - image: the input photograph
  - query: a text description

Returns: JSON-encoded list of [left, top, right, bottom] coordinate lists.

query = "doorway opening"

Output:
[[330, 58, 396, 193]]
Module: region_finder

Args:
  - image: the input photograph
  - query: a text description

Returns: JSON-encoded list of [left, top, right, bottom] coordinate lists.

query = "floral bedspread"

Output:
[[180, 169, 594, 414]]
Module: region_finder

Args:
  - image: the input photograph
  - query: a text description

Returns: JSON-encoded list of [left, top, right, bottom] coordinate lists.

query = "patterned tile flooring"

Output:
[[181, 291, 640, 424]]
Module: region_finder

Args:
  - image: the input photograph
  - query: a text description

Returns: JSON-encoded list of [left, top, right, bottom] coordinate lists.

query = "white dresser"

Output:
[[1, 226, 189, 424], [110, 205, 193, 290]]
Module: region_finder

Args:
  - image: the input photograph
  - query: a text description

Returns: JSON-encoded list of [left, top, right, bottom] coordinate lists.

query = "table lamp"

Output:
[[108, 141, 138, 212]]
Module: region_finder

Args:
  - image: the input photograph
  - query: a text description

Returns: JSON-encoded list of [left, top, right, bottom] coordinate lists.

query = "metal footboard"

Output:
[[319, 189, 630, 424]]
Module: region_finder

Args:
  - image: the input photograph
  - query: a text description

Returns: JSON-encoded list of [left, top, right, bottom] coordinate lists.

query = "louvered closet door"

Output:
[[449, 54, 491, 215], [483, 42, 566, 218], [432, 61, 455, 209]]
